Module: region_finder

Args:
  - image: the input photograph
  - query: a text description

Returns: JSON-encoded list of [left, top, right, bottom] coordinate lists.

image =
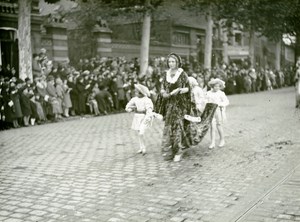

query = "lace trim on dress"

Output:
[[166, 68, 183, 83]]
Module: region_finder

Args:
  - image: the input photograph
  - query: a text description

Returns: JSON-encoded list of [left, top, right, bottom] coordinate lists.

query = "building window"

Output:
[[235, 33, 242, 46], [173, 31, 189, 45]]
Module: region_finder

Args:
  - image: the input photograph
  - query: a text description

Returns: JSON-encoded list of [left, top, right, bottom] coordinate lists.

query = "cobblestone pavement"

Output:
[[0, 87, 299, 222]]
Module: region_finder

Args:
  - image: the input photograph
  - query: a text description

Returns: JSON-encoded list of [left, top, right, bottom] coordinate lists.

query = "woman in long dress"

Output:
[[155, 53, 218, 162], [155, 53, 191, 161]]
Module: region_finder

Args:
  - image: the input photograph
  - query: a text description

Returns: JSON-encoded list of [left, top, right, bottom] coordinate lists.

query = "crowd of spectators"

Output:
[[0, 48, 297, 130]]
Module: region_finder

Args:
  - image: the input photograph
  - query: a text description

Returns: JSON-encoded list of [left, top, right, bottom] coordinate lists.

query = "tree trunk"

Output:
[[139, 0, 151, 77], [249, 28, 255, 67], [295, 31, 300, 64], [275, 40, 281, 71], [204, 5, 213, 70], [18, 0, 32, 80], [222, 29, 228, 64]]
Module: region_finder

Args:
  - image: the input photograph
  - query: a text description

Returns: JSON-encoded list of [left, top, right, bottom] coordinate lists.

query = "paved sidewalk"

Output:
[[0, 87, 299, 222]]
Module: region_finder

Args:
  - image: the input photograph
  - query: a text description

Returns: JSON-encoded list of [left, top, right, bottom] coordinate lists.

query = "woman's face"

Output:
[[168, 57, 177, 69]]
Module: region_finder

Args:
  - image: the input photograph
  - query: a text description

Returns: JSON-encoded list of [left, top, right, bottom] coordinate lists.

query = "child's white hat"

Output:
[[134, 83, 150, 97], [208, 78, 225, 89]]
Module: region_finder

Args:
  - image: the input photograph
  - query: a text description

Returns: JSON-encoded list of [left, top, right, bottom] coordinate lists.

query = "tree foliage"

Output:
[[184, 0, 300, 60], [185, 0, 300, 42], [61, 0, 163, 30]]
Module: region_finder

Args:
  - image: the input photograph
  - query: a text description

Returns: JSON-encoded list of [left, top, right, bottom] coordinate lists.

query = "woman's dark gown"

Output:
[[155, 70, 217, 160]]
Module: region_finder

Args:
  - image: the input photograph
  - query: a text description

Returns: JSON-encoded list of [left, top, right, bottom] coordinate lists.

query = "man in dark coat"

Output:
[[95, 84, 113, 115]]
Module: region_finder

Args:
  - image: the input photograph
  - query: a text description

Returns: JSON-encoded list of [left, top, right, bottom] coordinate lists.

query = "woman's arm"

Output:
[[179, 87, 189, 94], [179, 72, 190, 94]]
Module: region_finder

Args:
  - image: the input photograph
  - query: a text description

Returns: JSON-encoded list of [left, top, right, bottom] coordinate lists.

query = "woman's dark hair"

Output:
[[166, 53, 182, 68]]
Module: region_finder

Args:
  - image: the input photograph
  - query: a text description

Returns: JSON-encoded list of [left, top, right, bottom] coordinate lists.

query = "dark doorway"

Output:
[[0, 29, 19, 78]]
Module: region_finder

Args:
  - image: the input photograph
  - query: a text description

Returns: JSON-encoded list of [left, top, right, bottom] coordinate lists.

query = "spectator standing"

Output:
[[62, 78, 72, 117], [95, 85, 113, 115], [35, 75, 49, 119], [67, 74, 78, 116], [9, 80, 23, 128], [46, 75, 62, 121], [19, 81, 33, 127], [108, 74, 119, 111], [249, 68, 257, 92], [76, 76, 89, 116], [116, 72, 126, 109]]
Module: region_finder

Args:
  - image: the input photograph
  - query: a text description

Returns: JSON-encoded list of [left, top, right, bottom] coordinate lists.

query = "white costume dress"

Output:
[[206, 90, 229, 124], [125, 96, 154, 134], [191, 86, 206, 113]]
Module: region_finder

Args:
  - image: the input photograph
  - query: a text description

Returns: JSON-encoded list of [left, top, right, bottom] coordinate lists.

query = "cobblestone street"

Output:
[[0, 87, 299, 222]]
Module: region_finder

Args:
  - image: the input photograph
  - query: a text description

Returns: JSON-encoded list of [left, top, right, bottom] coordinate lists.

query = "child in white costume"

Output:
[[206, 78, 229, 149], [125, 83, 154, 155], [188, 76, 206, 113]]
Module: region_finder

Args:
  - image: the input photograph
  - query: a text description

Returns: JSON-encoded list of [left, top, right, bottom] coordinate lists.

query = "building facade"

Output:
[[0, 0, 295, 78]]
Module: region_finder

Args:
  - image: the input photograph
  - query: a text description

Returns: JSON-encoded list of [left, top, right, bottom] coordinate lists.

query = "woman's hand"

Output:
[[170, 88, 181, 96], [162, 92, 170, 98]]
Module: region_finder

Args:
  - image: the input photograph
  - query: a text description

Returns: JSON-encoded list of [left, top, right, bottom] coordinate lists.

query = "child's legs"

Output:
[[214, 108, 224, 142], [23, 116, 30, 126], [13, 119, 18, 128], [30, 117, 35, 125], [93, 102, 100, 115], [89, 104, 93, 114], [210, 120, 216, 146], [138, 124, 147, 150], [64, 108, 69, 117], [216, 123, 224, 142], [138, 133, 145, 150]]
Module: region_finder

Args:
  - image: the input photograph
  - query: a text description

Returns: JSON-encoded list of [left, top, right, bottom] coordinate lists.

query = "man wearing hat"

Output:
[[125, 83, 153, 155]]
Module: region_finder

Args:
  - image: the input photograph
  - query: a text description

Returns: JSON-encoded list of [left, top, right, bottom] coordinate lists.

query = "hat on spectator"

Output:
[[134, 83, 150, 97], [40, 48, 47, 54], [82, 70, 90, 76], [167, 52, 182, 68], [16, 78, 24, 84], [208, 78, 225, 89], [47, 75, 54, 81]]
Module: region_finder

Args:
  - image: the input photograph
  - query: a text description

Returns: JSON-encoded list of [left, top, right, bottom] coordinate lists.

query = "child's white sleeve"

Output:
[[219, 91, 229, 107], [145, 98, 154, 114], [125, 98, 136, 112]]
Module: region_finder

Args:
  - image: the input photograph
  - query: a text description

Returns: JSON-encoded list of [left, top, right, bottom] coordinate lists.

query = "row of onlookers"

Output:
[[0, 53, 297, 130]]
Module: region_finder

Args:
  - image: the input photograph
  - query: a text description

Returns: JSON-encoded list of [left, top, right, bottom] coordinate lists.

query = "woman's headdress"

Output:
[[167, 53, 182, 68]]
